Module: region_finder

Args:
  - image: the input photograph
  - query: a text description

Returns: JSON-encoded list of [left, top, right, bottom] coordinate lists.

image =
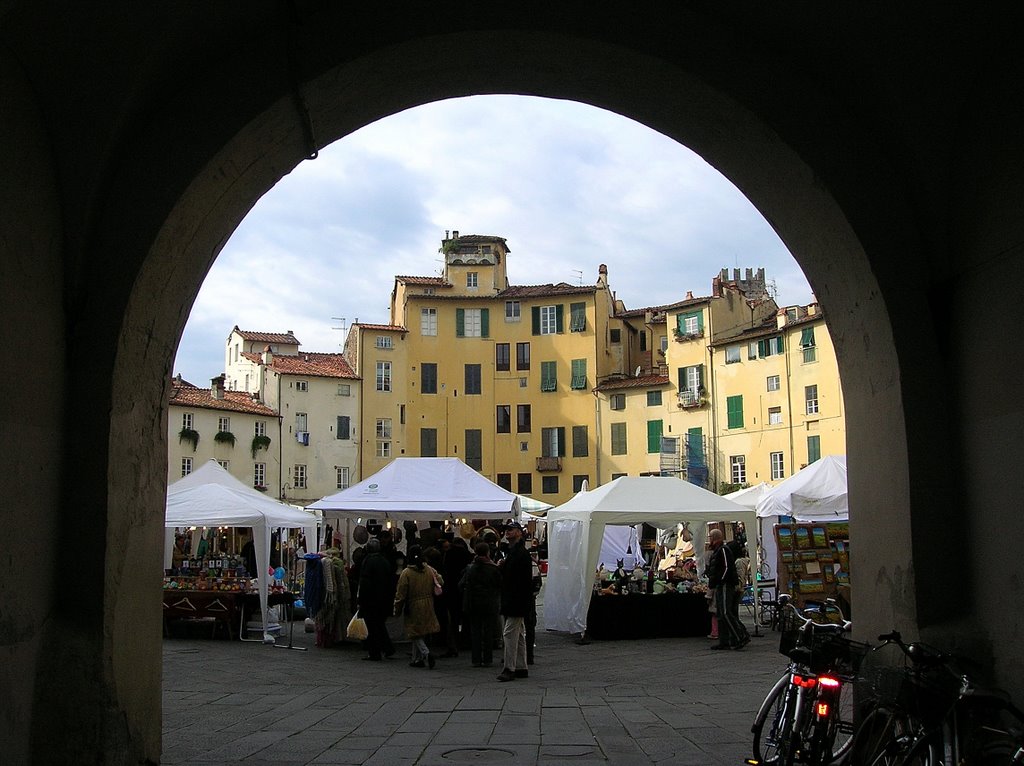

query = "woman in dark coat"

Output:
[[460, 542, 502, 667]]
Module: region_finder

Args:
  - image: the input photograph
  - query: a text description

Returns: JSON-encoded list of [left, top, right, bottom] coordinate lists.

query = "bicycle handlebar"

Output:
[[875, 630, 949, 668]]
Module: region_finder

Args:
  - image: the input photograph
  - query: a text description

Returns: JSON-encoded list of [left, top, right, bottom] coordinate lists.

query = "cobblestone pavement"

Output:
[[163, 604, 781, 765]]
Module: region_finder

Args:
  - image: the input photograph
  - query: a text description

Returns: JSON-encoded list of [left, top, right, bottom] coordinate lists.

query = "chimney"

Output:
[[712, 275, 722, 297], [732, 268, 740, 281], [598, 264, 608, 286], [211, 374, 226, 400], [262, 344, 273, 365], [452, 230, 459, 239], [685, 290, 694, 300]]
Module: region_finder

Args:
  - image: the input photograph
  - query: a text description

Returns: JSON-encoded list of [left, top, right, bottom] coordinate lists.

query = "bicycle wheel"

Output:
[[753, 675, 795, 765], [848, 708, 933, 766], [824, 680, 855, 764]]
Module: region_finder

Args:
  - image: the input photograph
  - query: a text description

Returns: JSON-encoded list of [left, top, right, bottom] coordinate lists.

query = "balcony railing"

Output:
[[536, 456, 562, 472], [677, 389, 706, 409]]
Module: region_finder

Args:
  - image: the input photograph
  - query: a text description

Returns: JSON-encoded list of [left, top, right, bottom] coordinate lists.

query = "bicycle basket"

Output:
[[808, 632, 871, 676], [856, 647, 959, 722], [778, 607, 805, 657]]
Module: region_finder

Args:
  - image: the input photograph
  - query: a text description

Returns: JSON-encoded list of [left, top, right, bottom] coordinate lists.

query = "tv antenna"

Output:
[[572, 269, 583, 286], [331, 317, 347, 348]]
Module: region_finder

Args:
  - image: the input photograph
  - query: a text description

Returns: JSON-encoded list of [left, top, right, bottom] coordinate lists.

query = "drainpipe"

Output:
[[593, 389, 603, 485], [277, 372, 284, 498], [784, 327, 796, 476]]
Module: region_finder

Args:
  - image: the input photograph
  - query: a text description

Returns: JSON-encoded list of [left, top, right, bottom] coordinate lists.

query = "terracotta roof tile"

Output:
[[616, 296, 710, 318], [595, 374, 671, 391], [238, 351, 360, 379], [499, 283, 597, 298], [269, 353, 359, 379], [396, 275, 452, 286], [355, 323, 408, 333], [169, 385, 277, 415], [232, 326, 300, 345]]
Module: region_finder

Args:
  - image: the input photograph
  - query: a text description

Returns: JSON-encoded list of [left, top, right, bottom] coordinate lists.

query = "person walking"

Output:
[[357, 538, 396, 661], [442, 537, 473, 657], [496, 521, 532, 681], [460, 542, 502, 667], [394, 545, 442, 669], [707, 528, 750, 650]]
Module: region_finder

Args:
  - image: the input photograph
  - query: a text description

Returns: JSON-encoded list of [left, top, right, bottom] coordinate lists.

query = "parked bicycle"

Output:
[[748, 594, 870, 766], [849, 630, 1024, 765]]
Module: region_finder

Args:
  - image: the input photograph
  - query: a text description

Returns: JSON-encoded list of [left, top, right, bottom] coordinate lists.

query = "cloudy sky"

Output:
[[173, 95, 813, 384]]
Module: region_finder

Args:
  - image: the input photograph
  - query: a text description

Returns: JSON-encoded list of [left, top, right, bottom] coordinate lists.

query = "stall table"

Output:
[[163, 589, 242, 639], [586, 591, 711, 640]]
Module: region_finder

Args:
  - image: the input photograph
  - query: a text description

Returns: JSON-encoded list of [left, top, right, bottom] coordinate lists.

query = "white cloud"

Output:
[[173, 95, 812, 382]]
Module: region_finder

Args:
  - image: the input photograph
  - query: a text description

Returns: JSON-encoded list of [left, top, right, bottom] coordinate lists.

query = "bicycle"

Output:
[[850, 630, 1024, 765], [748, 594, 870, 766]]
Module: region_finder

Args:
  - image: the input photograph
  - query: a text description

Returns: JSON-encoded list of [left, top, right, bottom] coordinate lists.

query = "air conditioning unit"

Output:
[[296, 431, 309, 446]]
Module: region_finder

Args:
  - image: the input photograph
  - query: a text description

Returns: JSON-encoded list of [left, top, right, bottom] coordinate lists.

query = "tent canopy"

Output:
[[756, 455, 848, 520], [308, 457, 520, 521], [543, 476, 755, 635], [165, 460, 317, 642], [725, 482, 772, 510]]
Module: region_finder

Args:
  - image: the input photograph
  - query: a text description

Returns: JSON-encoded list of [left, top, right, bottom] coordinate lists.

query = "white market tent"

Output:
[[755, 455, 849, 587], [165, 459, 319, 642], [755, 455, 848, 520], [308, 457, 521, 522], [543, 475, 755, 635]]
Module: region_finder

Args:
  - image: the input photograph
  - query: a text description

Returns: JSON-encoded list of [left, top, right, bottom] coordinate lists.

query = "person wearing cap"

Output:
[[496, 521, 532, 682]]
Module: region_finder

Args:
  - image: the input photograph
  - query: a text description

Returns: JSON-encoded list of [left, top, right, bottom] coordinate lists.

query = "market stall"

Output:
[[165, 460, 318, 643], [544, 475, 755, 638], [755, 456, 849, 610], [308, 457, 520, 543]]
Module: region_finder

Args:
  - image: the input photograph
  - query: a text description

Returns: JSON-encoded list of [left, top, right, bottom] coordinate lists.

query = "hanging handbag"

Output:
[[430, 566, 443, 596], [346, 610, 368, 641]]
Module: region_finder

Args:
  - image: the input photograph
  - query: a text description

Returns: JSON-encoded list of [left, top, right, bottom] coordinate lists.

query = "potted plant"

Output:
[[214, 431, 235, 447], [251, 434, 272, 458], [178, 427, 199, 452]]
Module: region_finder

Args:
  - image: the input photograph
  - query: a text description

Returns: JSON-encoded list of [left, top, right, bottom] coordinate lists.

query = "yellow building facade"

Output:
[[711, 302, 845, 490], [595, 270, 777, 484], [347, 233, 635, 505]]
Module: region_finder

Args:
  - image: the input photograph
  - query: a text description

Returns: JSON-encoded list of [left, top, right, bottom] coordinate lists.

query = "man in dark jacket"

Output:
[[461, 542, 502, 667], [442, 537, 473, 656], [357, 538, 395, 661], [497, 522, 533, 681], [707, 529, 750, 650]]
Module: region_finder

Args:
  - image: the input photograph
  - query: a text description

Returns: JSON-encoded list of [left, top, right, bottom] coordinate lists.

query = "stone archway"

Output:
[[4, 6, 1019, 763]]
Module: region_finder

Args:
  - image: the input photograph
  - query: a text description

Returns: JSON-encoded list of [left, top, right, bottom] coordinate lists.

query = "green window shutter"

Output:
[[455, 308, 465, 337], [647, 420, 663, 454], [775, 336, 785, 354], [555, 304, 564, 333], [757, 339, 766, 358], [677, 367, 686, 389], [570, 302, 586, 332], [697, 364, 705, 390], [800, 327, 815, 347], [420, 428, 437, 457], [727, 395, 744, 429], [480, 308, 489, 338], [687, 427, 704, 463], [807, 435, 821, 463], [571, 358, 586, 389], [337, 416, 350, 440], [611, 422, 627, 455], [572, 425, 589, 457], [696, 311, 704, 332], [531, 306, 541, 335], [557, 426, 566, 457], [541, 361, 557, 391]]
